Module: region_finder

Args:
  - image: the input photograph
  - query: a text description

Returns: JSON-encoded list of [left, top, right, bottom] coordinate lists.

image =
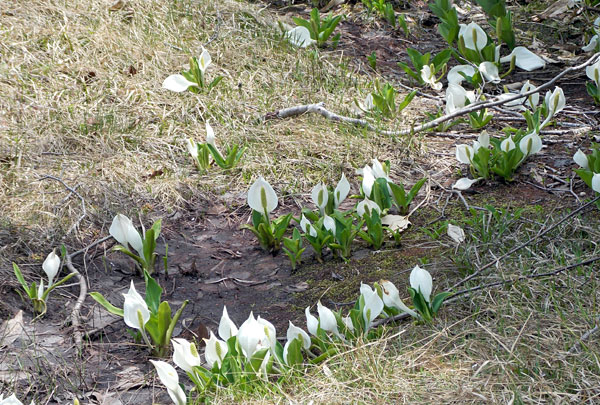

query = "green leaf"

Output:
[[151, 219, 162, 241], [397, 90, 417, 112], [41, 272, 77, 301], [13, 263, 33, 297], [432, 292, 451, 314], [89, 292, 124, 317], [165, 300, 188, 349], [206, 143, 226, 168], [143, 271, 163, 315], [143, 228, 156, 269], [285, 338, 303, 367], [156, 301, 172, 347]]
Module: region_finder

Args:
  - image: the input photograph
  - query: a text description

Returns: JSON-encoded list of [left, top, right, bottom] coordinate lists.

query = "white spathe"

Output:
[[334, 173, 351, 208], [300, 214, 318, 238], [186, 139, 198, 159], [582, 35, 599, 52], [286, 26, 316, 48], [109, 214, 144, 257], [379, 280, 418, 317], [311, 183, 329, 214], [150, 360, 186, 405], [500, 137, 516, 152], [198, 47, 212, 74], [459, 22, 487, 52], [122, 280, 150, 330], [456, 144, 474, 164], [42, 250, 60, 287], [573, 149, 589, 169], [593, 173, 600, 193], [323, 215, 336, 234], [218, 306, 238, 340], [541, 87, 566, 129], [317, 301, 341, 338], [305, 306, 319, 335], [361, 286, 384, 330], [356, 198, 381, 218], [499, 46, 546, 71], [519, 132, 543, 156], [409, 265, 433, 303], [247, 177, 278, 216], [237, 312, 269, 360], [420, 64, 443, 90], [361, 165, 375, 197], [172, 338, 201, 373], [478, 62, 501, 84], [586, 59, 600, 87], [162, 74, 198, 92], [447, 65, 476, 85], [203, 331, 228, 369], [286, 321, 311, 350], [452, 177, 481, 191], [205, 121, 216, 147]]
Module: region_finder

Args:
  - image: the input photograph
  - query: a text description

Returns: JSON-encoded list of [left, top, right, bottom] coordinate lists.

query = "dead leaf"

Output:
[[381, 215, 410, 232], [447, 224, 465, 244], [285, 281, 309, 292], [114, 366, 145, 391], [0, 310, 25, 348]]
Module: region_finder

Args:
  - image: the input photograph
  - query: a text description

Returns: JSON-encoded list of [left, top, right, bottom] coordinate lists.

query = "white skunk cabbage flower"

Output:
[[286, 26, 316, 48], [500, 137, 516, 152], [447, 64, 476, 85], [456, 144, 474, 164], [459, 22, 487, 52], [323, 214, 336, 234], [361, 284, 384, 330], [519, 132, 543, 156], [446, 84, 475, 114], [162, 74, 198, 92], [150, 360, 186, 405], [356, 198, 381, 218], [573, 149, 589, 169], [218, 306, 238, 340], [286, 321, 311, 350], [587, 59, 600, 87], [203, 331, 228, 368], [172, 338, 201, 373], [592, 173, 600, 192], [379, 280, 418, 317], [541, 87, 566, 128], [317, 301, 341, 338], [420, 64, 443, 90], [361, 165, 375, 197], [186, 139, 198, 159], [499, 47, 546, 71], [582, 35, 599, 52], [247, 177, 278, 217], [300, 214, 318, 238], [42, 250, 60, 287], [409, 266, 433, 303], [205, 121, 216, 147], [334, 173, 350, 208], [198, 47, 211, 74], [305, 306, 318, 335], [122, 281, 150, 330], [109, 214, 144, 257], [311, 183, 329, 214], [478, 62, 501, 84]]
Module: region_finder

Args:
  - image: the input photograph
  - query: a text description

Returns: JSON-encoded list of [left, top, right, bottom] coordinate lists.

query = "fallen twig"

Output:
[[264, 53, 600, 136]]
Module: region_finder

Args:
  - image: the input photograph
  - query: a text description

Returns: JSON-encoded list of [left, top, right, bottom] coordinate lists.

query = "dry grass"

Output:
[[2, 0, 600, 403], [0, 0, 423, 258]]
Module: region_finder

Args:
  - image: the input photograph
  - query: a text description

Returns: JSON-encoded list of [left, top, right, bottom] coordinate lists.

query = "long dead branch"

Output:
[[265, 53, 600, 136]]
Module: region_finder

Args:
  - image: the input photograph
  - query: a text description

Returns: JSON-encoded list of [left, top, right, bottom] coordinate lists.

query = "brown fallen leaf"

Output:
[[0, 310, 25, 348]]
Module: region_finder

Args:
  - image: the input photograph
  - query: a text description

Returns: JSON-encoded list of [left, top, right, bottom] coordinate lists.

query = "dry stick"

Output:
[[37, 174, 92, 350], [452, 195, 600, 290], [569, 316, 600, 354], [265, 53, 600, 136]]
